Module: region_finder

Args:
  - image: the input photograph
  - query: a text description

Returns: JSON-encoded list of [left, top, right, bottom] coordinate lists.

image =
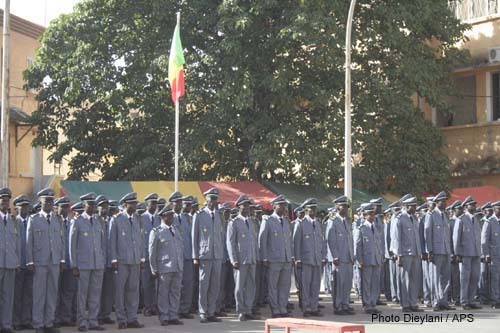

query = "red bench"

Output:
[[265, 318, 365, 333]]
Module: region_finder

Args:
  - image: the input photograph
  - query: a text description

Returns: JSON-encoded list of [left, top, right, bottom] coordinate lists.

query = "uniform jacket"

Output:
[[453, 212, 481, 257], [326, 214, 354, 264], [173, 212, 193, 260], [0, 212, 20, 269], [258, 212, 293, 263], [69, 212, 106, 270], [354, 221, 383, 266], [192, 207, 224, 260], [109, 211, 145, 265], [149, 224, 183, 274], [424, 207, 451, 255], [26, 211, 65, 266], [394, 210, 421, 256], [16, 215, 28, 268], [481, 214, 500, 259], [141, 211, 161, 261], [294, 215, 325, 266], [227, 214, 257, 265]]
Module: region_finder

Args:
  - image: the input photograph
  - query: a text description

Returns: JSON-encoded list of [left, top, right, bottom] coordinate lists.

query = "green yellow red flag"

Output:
[[168, 18, 185, 104]]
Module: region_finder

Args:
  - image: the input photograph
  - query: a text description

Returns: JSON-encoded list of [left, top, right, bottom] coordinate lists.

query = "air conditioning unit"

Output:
[[489, 46, 500, 63]]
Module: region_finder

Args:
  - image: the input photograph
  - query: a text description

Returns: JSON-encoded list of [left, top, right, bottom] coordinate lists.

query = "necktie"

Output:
[[313, 219, 316, 229], [63, 219, 68, 227], [3, 216, 6, 226], [343, 218, 347, 231], [211, 212, 215, 222], [245, 218, 249, 229], [178, 215, 182, 226], [90, 217, 93, 225], [279, 217, 283, 227], [151, 216, 155, 228], [371, 224, 374, 234], [169, 227, 175, 237], [46, 215, 51, 225], [129, 217, 133, 226]]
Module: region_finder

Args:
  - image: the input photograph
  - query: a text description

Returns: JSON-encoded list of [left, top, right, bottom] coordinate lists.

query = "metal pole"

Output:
[[173, 11, 180, 192], [1, 0, 10, 188], [344, 0, 356, 201]]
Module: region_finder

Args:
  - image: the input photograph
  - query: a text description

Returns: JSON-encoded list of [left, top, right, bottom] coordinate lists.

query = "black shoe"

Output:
[[45, 327, 60, 333], [411, 306, 424, 312], [393, 298, 400, 304], [35, 329, 44, 333], [52, 323, 61, 329], [89, 326, 106, 331], [179, 313, 194, 319], [303, 311, 311, 317], [310, 311, 323, 317], [160, 321, 169, 326], [143, 309, 154, 317], [287, 303, 295, 310], [492, 303, 500, 309], [214, 312, 227, 317], [78, 327, 88, 332], [433, 306, 442, 312], [377, 300, 387, 306], [117, 323, 127, 330], [271, 313, 281, 318], [442, 305, 456, 310], [462, 304, 472, 310], [239, 314, 247, 321], [365, 309, 375, 314], [98, 318, 115, 325], [200, 316, 209, 324], [251, 309, 261, 315], [126, 321, 144, 329], [2, 329, 14, 333], [281, 313, 290, 318], [207, 316, 222, 322], [334, 310, 348, 315], [168, 319, 183, 325], [318, 304, 325, 309], [402, 307, 412, 313], [470, 304, 482, 309]]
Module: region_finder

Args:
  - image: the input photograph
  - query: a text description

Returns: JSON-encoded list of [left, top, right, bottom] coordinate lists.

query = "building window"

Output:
[[449, 0, 500, 22], [491, 72, 500, 121], [438, 75, 477, 127]]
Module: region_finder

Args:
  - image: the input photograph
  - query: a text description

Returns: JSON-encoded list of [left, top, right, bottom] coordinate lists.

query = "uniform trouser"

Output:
[[422, 260, 432, 305], [192, 264, 200, 310], [459, 256, 480, 305], [478, 262, 490, 302], [450, 262, 460, 303], [430, 254, 451, 307], [389, 259, 400, 301], [253, 261, 262, 307], [268, 262, 292, 315], [32, 264, 60, 329], [158, 272, 182, 321], [361, 265, 381, 309], [301, 264, 321, 313], [353, 263, 361, 295], [234, 264, 256, 315], [260, 264, 268, 304], [98, 268, 115, 320], [0, 269, 16, 329], [141, 261, 157, 312], [333, 263, 353, 310], [489, 261, 500, 304], [179, 260, 194, 314], [198, 259, 222, 317], [382, 260, 391, 300], [325, 263, 333, 295], [114, 264, 140, 324], [55, 269, 77, 323], [399, 255, 421, 309], [77, 269, 104, 328], [13, 268, 33, 326], [216, 261, 230, 312]]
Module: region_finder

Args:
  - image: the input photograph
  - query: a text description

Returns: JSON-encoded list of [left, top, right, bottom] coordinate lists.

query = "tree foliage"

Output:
[[25, 0, 470, 195]]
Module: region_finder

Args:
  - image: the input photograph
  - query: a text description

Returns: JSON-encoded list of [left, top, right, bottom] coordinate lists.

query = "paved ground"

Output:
[[44, 294, 500, 333]]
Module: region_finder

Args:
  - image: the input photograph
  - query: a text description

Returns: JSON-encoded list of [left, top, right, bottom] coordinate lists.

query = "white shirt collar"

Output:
[[82, 212, 92, 220], [0, 210, 8, 220], [40, 210, 51, 219]]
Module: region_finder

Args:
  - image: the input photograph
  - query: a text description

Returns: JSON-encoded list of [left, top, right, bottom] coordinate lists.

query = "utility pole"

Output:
[[1, 0, 10, 187], [344, 0, 356, 201]]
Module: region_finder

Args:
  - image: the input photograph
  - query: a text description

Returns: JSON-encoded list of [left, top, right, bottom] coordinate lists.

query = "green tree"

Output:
[[25, 0, 469, 195]]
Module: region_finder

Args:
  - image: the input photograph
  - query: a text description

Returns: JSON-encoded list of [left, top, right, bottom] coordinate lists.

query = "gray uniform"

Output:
[[326, 214, 354, 311], [26, 211, 66, 329], [294, 216, 324, 313], [352, 217, 363, 296], [453, 212, 481, 305], [481, 214, 500, 304], [141, 211, 161, 313], [192, 207, 224, 317], [13, 215, 33, 328], [478, 215, 491, 303], [149, 224, 183, 321], [55, 217, 77, 325], [173, 212, 194, 315], [354, 221, 383, 310], [0, 212, 20, 330], [449, 215, 460, 304], [388, 213, 401, 302], [109, 212, 145, 324], [69, 212, 105, 329], [227, 215, 257, 315], [424, 208, 452, 307], [419, 213, 432, 306], [394, 210, 422, 309], [98, 215, 115, 321], [258, 213, 293, 316], [252, 217, 265, 308]]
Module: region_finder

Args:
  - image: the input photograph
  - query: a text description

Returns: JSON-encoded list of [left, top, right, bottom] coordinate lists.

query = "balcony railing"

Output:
[[449, 0, 500, 21]]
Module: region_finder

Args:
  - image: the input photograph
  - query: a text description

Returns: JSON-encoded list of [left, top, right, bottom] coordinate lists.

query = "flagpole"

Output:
[[174, 12, 180, 192]]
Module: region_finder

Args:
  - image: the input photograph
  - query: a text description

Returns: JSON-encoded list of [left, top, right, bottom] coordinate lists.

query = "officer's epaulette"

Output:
[[395, 211, 403, 217], [152, 225, 162, 233]]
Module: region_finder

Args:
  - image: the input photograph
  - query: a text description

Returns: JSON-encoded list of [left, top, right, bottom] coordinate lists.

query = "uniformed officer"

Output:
[[481, 201, 500, 308], [424, 191, 455, 311], [479, 202, 494, 304], [227, 195, 258, 321], [326, 195, 354, 315], [292, 206, 304, 302], [71, 202, 84, 216], [0, 188, 20, 333], [69, 193, 106, 331], [394, 197, 423, 313], [259, 195, 293, 318], [192, 188, 224, 323], [417, 202, 432, 308], [149, 203, 184, 326], [140, 193, 160, 317], [26, 188, 65, 333], [12, 194, 33, 331], [453, 196, 482, 310], [54, 196, 77, 328], [109, 192, 145, 329], [295, 198, 325, 317], [31, 202, 41, 215], [448, 200, 462, 306], [215, 203, 231, 316], [354, 204, 383, 314], [387, 200, 402, 304], [157, 198, 166, 213], [172, 193, 195, 319], [97, 195, 116, 325], [251, 203, 265, 311]]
